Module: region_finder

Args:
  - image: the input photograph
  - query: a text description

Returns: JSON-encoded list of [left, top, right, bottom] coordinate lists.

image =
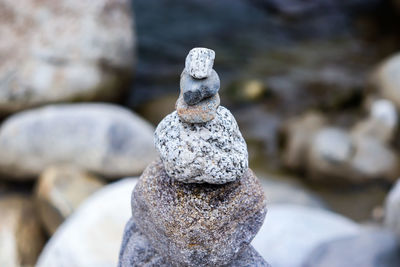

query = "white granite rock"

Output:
[[185, 48, 215, 79], [0, 104, 156, 179], [155, 106, 248, 184], [36, 178, 137, 267]]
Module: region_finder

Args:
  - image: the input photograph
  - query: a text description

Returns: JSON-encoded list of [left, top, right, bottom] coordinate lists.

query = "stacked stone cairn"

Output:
[[118, 48, 269, 266]]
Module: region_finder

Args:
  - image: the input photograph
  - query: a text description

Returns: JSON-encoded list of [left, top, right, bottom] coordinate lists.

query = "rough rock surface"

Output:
[[36, 178, 137, 267], [303, 228, 400, 267], [184, 48, 215, 79], [119, 217, 270, 267], [0, 104, 156, 179], [0, 195, 45, 267], [131, 159, 266, 266], [155, 106, 248, 183], [35, 165, 105, 235], [0, 0, 135, 114], [176, 93, 220, 123], [180, 69, 220, 105], [252, 204, 360, 267], [385, 180, 400, 236]]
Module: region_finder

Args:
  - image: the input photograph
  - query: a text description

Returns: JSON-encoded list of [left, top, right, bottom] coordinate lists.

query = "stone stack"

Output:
[[118, 48, 269, 266]]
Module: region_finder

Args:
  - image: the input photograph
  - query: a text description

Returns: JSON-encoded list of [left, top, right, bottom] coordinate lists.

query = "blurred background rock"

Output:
[[1, 0, 400, 266]]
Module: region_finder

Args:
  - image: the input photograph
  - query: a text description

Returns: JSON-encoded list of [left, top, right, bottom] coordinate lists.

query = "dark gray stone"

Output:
[[118, 217, 270, 267], [180, 69, 220, 106], [131, 159, 266, 266], [303, 228, 400, 267]]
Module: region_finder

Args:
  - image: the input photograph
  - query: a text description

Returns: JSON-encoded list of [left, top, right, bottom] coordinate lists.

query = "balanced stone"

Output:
[[185, 48, 215, 79], [155, 106, 248, 184], [119, 217, 270, 267], [131, 159, 266, 266], [180, 69, 220, 105], [176, 93, 220, 123]]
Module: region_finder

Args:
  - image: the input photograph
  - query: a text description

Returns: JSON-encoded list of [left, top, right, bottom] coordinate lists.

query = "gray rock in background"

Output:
[[308, 127, 400, 183], [351, 99, 398, 144], [35, 165, 105, 235], [385, 180, 400, 237], [303, 228, 400, 267], [37, 178, 137, 267], [372, 53, 400, 109], [119, 216, 270, 267], [0, 0, 135, 114], [184, 47, 215, 79], [282, 111, 327, 171], [155, 106, 248, 184], [0, 104, 156, 180], [131, 159, 266, 266], [252, 204, 360, 267], [260, 175, 327, 209], [350, 136, 399, 182], [180, 69, 220, 105]]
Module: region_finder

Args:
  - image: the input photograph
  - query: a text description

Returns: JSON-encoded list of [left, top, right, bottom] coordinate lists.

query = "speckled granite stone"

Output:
[[185, 48, 215, 79], [131, 159, 266, 266], [180, 69, 220, 106], [155, 106, 248, 184], [176, 93, 220, 123]]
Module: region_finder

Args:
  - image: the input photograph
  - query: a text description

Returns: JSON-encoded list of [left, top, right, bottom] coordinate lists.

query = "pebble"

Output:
[[180, 69, 220, 105], [176, 92, 220, 123], [131, 159, 266, 266], [184, 47, 215, 79], [155, 106, 248, 184]]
